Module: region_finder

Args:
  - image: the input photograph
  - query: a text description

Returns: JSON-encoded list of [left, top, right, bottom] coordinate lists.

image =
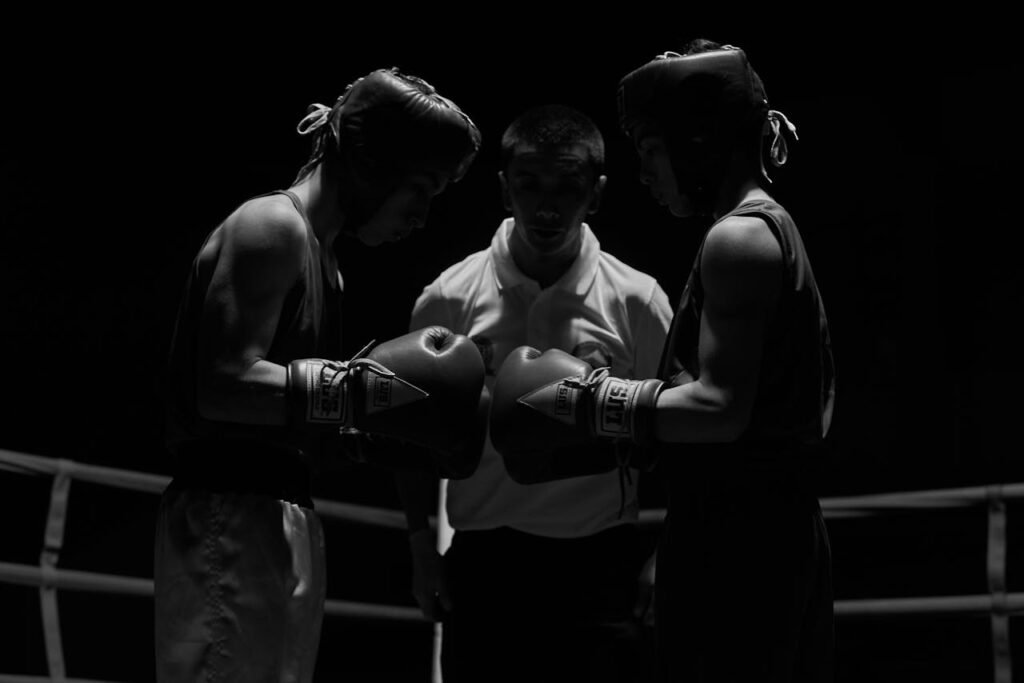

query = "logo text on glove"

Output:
[[308, 361, 348, 423], [597, 378, 638, 437], [374, 377, 392, 407], [555, 384, 573, 416]]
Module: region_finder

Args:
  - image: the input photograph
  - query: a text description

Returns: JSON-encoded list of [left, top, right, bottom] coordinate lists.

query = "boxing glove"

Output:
[[288, 326, 486, 476], [489, 346, 664, 484], [336, 383, 490, 479]]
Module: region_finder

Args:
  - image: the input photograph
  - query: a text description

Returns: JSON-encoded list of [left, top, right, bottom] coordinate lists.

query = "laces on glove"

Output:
[[614, 443, 635, 520], [562, 366, 611, 391], [321, 339, 393, 430], [334, 341, 385, 462], [565, 367, 634, 519], [317, 339, 393, 380]]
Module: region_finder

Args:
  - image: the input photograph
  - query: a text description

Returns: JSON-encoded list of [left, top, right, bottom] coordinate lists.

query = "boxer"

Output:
[[155, 68, 481, 683], [491, 42, 837, 682]]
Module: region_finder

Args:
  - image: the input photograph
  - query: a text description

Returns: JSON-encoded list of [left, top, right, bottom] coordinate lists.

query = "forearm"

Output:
[[653, 380, 751, 444], [196, 358, 289, 426], [490, 348, 755, 483]]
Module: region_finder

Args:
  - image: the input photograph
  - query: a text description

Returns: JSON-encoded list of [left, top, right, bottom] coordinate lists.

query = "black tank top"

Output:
[[164, 190, 344, 458], [658, 198, 835, 470]]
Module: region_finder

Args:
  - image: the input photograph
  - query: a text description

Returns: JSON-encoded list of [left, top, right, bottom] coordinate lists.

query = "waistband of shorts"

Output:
[[663, 439, 825, 482], [167, 438, 313, 507]]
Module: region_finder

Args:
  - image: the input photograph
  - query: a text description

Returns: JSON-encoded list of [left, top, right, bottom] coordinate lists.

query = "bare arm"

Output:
[[195, 197, 308, 425], [654, 215, 782, 443], [633, 282, 674, 378]]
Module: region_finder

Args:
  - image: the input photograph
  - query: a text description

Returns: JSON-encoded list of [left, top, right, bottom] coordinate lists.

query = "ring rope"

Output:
[[834, 593, 1024, 617], [1, 447, 1022, 682], [0, 449, 412, 529], [636, 482, 1024, 526], [0, 561, 424, 623], [0, 675, 118, 683], [7, 449, 1024, 523]]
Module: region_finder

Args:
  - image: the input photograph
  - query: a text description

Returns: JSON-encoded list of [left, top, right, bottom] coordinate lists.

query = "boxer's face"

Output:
[[356, 171, 448, 246], [500, 143, 606, 258], [634, 132, 696, 218]]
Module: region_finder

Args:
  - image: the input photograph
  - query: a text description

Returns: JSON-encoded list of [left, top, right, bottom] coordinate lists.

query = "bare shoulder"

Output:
[[702, 215, 782, 269], [223, 194, 309, 258], [701, 215, 782, 307], [213, 194, 309, 290]]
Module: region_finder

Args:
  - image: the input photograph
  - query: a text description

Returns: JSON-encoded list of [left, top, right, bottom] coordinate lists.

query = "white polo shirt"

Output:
[[411, 218, 673, 538]]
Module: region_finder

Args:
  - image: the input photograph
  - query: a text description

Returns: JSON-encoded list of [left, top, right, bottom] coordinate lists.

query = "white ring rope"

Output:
[[7, 448, 1023, 526], [636, 482, 1024, 525], [1, 447, 1022, 681], [0, 449, 411, 529], [835, 593, 1024, 617], [0, 675, 118, 683], [0, 561, 422, 622]]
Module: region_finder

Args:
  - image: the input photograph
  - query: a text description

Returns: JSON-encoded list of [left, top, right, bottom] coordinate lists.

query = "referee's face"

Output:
[[500, 143, 606, 258]]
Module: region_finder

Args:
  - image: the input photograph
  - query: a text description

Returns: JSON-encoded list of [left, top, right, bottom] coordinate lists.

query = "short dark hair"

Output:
[[500, 104, 605, 174]]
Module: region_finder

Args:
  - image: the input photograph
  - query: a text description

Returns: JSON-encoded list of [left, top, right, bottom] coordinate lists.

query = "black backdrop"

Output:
[[2, 14, 1021, 682]]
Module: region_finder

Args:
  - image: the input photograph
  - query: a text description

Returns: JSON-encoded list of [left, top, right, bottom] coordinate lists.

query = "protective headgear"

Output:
[[617, 46, 797, 214], [296, 67, 481, 218]]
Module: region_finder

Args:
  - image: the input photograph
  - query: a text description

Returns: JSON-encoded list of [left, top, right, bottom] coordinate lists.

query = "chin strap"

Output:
[[295, 103, 336, 180], [761, 109, 799, 184], [296, 103, 332, 136]]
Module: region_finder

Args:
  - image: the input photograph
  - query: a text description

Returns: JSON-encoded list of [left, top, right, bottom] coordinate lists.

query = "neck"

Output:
[[508, 224, 582, 289], [712, 173, 771, 220], [289, 165, 345, 249]]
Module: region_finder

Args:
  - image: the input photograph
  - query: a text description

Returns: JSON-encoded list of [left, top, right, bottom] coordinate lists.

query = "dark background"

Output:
[[2, 14, 1021, 682]]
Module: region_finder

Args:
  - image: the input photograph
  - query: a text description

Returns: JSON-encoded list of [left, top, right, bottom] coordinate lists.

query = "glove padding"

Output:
[[335, 384, 489, 480], [289, 326, 486, 477], [489, 346, 663, 484]]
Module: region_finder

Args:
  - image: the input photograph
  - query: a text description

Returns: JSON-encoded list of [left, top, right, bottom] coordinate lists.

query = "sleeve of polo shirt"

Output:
[[633, 281, 674, 378], [409, 279, 455, 333]]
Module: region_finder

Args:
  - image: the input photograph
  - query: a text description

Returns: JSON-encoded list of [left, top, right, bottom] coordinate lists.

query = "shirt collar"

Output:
[[490, 217, 600, 296]]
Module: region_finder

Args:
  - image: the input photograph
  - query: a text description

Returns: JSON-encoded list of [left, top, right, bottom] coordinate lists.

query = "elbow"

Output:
[[689, 384, 752, 442], [655, 381, 755, 443], [715, 412, 751, 442], [195, 377, 226, 422], [714, 398, 755, 442], [195, 365, 239, 422]]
